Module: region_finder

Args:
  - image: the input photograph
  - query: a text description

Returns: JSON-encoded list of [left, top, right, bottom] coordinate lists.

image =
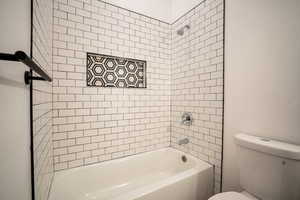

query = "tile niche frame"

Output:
[[86, 52, 147, 89]]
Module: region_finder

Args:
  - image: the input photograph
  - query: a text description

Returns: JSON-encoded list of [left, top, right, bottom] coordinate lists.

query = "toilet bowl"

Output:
[[208, 191, 258, 200]]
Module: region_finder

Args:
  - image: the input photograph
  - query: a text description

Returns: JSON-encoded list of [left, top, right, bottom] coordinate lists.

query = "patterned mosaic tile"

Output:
[[87, 53, 147, 88]]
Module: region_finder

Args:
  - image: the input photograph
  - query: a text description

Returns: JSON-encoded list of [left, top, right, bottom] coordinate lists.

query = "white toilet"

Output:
[[209, 133, 300, 200]]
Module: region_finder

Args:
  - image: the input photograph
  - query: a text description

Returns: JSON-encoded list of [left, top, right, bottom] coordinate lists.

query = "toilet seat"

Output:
[[208, 192, 255, 200]]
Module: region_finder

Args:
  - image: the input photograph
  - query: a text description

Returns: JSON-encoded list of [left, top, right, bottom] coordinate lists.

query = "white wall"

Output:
[[105, 0, 203, 23], [223, 0, 300, 191], [0, 0, 31, 200]]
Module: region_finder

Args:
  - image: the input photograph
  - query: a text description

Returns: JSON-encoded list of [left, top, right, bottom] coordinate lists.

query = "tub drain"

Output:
[[181, 155, 187, 163]]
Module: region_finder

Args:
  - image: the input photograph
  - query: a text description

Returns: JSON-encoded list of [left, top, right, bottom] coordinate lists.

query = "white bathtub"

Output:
[[49, 148, 213, 200]]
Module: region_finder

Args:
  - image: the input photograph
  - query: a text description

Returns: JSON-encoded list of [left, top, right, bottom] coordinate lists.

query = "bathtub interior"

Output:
[[49, 148, 213, 200]]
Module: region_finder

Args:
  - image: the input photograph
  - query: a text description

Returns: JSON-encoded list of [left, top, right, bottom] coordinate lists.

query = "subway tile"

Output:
[[51, 0, 223, 194]]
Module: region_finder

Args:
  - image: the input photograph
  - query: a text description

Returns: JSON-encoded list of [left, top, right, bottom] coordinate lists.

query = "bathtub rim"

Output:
[[53, 147, 212, 177]]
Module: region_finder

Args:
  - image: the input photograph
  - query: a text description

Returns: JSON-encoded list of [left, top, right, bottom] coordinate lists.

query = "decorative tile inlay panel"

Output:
[[87, 53, 146, 88]]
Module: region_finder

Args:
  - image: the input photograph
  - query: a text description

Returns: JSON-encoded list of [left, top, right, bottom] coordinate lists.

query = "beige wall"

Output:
[[223, 0, 300, 191], [0, 0, 31, 200]]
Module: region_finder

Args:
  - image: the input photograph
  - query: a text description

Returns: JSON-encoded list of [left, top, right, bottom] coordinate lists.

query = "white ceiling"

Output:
[[171, 0, 203, 22], [104, 0, 203, 23]]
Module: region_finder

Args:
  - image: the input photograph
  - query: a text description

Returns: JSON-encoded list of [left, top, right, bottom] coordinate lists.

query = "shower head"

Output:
[[177, 25, 190, 36], [177, 29, 184, 36]]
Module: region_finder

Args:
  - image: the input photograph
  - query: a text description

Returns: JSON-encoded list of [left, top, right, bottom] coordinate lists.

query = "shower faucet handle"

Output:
[[181, 112, 193, 126]]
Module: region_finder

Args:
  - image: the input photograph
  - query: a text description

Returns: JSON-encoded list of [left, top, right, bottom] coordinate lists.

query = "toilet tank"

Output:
[[235, 133, 300, 200]]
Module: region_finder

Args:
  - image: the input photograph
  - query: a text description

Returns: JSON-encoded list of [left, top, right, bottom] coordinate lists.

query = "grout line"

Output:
[[220, 0, 225, 192]]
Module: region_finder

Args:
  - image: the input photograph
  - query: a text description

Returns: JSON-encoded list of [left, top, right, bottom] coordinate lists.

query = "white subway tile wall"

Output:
[[32, 0, 54, 199], [51, 0, 224, 194], [171, 0, 224, 193], [52, 0, 171, 171]]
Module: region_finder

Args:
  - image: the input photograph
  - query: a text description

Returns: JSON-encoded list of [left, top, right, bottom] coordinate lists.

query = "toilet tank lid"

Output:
[[235, 133, 300, 160]]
